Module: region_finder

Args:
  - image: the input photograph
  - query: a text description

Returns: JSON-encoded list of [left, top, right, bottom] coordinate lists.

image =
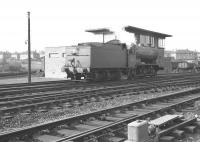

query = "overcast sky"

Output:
[[0, 0, 199, 52]]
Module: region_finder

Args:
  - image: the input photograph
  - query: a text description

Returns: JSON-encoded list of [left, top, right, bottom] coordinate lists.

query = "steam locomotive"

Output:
[[63, 26, 171, 81]]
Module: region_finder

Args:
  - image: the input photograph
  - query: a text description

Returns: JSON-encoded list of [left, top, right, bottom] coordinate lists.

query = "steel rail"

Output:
[[0, 78, 199, 114], [0, 72, 199, 90], [62, 89, 200, 142], [0, 87, 200, 141]]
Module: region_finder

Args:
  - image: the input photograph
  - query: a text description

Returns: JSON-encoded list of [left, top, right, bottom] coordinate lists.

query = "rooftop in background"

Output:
[[85, 28, 114, 35], [176, 49, 199, 54], [124, 26, 172, 38]]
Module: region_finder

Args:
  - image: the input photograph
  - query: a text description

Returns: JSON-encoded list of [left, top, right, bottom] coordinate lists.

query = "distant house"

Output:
[[197, 52, 200, 60], [11, 53, 19, 59], [39, 51, 45, 58], [0, 52, 11, 63], [19, 53, 34, 60], [165, 49, 199, 63], [0, 54, 3, 63], [19, 51, 41, 60], [0, 54, 3, 59], [176, 49, 197, 62], [164, 50, 176, 60]]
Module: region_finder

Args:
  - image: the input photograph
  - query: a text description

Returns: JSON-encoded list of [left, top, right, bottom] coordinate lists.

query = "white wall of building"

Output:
[[11, 54, 18, 59], [45, 46, 67, 78], [0, 54, 3, 59], [20, 54, 33, 60], [171, 53, 176, 59]]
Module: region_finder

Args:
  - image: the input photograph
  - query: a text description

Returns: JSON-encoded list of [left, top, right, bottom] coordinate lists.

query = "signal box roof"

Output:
[[86, 28, 114, 35], [124, 26, 172, 38]]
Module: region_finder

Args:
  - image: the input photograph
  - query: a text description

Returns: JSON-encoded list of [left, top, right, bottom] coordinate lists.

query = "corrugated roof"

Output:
[[124, 26, 172, 38]]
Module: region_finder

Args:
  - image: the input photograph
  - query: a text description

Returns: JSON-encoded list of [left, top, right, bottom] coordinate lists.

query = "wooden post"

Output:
[[27, 11, 31, 83]]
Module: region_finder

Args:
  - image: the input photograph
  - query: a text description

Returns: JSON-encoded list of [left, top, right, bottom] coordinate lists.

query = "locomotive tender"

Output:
[[64, 26, 172, 81]]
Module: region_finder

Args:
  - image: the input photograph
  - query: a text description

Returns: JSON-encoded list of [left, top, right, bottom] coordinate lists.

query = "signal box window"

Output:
[[140, 35, 155, 47], [140, 35, 150, 47], [150, 37, 154, 47], [158, 38, 165, 47]]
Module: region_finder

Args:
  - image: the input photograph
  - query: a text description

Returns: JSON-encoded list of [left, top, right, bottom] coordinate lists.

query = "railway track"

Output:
[[52, 88, 200, 142], [0, 73, 198, 106], [0, 73, 199, 141], [0, 75, 199, 118], [1, 84, 200, 141], [0, 80, 85, 95], [0, 72, 199, 97], [0, 73, 199, 95], [0, 75, 199, 117]]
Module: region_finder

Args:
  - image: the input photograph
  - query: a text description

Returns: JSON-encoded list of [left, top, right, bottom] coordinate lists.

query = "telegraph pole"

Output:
[[27, 12, 31, 83]]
